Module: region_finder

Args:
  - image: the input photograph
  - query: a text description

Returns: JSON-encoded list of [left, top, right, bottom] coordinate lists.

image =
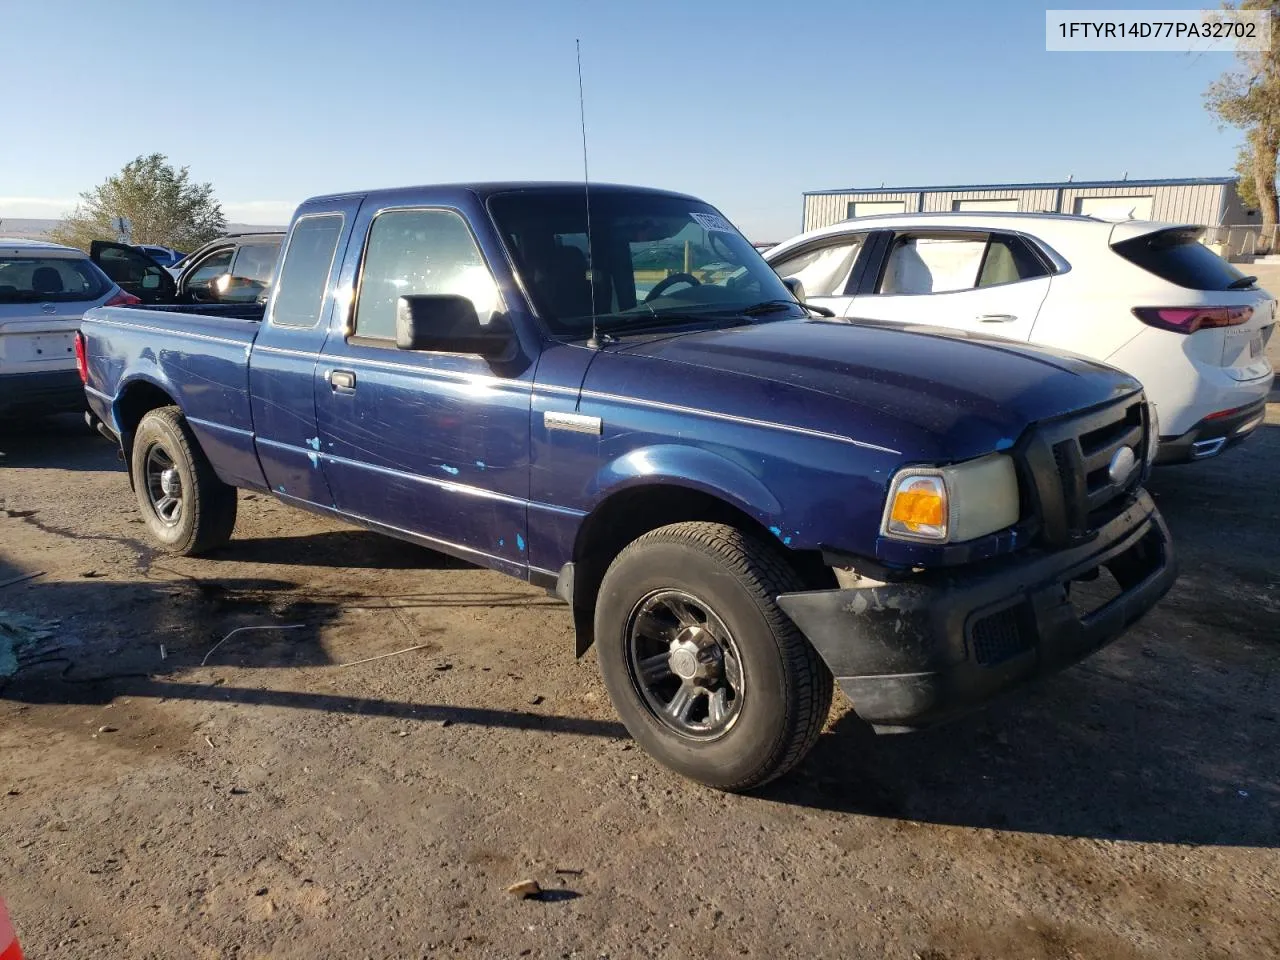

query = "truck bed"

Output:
[[80, 304, 265, 490]]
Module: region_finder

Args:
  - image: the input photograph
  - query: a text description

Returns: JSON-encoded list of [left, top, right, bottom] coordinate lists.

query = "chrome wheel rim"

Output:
[[625, 589, 744, 740], [144, 445, 183, 527]]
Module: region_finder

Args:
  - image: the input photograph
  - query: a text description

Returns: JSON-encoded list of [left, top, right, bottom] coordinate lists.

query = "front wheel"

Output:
[[594, 522, 833, 790], [130, 406, 237, 555]]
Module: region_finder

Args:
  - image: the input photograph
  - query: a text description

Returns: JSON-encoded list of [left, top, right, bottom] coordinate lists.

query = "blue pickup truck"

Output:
[[78, 182, 1176, 789]]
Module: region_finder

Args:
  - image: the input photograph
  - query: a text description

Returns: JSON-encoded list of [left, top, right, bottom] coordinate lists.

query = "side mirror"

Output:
[[781, 276, 806, 301], [396, 295, 515, 360]]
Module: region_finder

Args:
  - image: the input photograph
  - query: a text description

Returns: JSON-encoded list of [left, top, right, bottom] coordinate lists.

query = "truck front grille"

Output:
[[1023, 396, 1150, 548]]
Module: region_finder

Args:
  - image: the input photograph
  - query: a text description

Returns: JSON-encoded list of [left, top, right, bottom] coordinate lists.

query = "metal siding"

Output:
[[804, 180, 1236, 231], [803, 192, 921, 230]]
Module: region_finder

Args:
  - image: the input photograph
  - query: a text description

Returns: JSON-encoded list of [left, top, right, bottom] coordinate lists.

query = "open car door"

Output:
[[90, 241, 178, 304]]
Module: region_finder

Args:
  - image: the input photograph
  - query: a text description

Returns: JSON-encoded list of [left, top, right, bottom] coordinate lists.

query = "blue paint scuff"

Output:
[[475, 460, 487, 470], [439, 464, 460, 476], [783, 536, 792, 546], [498, 538, 505, 547], [994, 437, 1014, 451], [516, 533, 526, 551], [305, 436, 321, 450], [307, 452, 319, 468], [275, 485, 286, 494], [768, 525, 783, 537]]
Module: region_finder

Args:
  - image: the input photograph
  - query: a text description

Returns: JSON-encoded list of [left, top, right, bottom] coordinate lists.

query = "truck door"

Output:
[[248, 201, 362, 505], [89, 241, 178, 303], [313, 204, 534, 576]]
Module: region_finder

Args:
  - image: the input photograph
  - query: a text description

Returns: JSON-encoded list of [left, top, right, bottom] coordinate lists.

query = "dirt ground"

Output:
[[1, 383, 1278, 958]]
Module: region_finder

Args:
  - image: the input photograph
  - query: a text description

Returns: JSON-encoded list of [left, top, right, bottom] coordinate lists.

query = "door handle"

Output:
[[329, 369, 356, 390], [977, 314, 1017, 323]]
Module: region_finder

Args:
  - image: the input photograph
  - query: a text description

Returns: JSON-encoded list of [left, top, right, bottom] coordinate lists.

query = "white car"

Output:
[[765, 212, 1276, 463], [0, 238, 136, 419]]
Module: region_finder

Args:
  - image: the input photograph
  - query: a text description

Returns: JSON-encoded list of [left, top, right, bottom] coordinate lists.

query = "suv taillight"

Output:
[[74, 332, 88, 384], [103, 289, 142, 307], [1132, 305, 1252, 334]]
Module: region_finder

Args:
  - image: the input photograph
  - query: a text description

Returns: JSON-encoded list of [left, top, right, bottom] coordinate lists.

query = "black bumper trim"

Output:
[[1155, 397, 1268, 464], [776, 490, 1176, 731]]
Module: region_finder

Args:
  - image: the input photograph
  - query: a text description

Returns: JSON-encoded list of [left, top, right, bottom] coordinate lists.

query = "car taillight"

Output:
[[74, 332, 88, 384], [1132, 305, 1252, 334], [103, 289, 142, 307]]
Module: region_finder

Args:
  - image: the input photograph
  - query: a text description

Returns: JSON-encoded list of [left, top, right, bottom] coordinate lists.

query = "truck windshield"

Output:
[[488, 190, 803, 337]]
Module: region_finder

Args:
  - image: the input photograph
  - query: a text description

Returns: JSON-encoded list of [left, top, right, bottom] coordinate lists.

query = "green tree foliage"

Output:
[[1205, 1, 1280, 234], [50, 154, 225, 251], [1234, 142, 1261, 208]]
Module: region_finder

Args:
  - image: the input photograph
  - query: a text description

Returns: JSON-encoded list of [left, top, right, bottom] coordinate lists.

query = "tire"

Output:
[[130, 405, 237, 555], [594, 521, 833, 790]]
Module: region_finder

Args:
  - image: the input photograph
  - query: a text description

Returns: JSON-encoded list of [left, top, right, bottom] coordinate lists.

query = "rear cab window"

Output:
[[0, 255, 109, 303], [1112, 227, 1254, 291], [271, 215, 345, 327]]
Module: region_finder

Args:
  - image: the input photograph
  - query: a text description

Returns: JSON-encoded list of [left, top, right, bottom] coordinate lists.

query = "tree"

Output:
[[50, 154, 225, 251], [1205, 1, 1280, 241], [1234, 141, 1261, 209]]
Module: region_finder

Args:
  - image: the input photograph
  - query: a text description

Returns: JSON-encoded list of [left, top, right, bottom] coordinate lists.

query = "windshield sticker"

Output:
[[690, 212, 736, 234]]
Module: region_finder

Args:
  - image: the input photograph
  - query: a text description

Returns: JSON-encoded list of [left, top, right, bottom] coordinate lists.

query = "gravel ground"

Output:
[[0, 377, 1277, 958]]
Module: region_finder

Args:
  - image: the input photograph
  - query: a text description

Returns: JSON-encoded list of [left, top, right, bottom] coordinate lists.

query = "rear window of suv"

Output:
[[0, 255, 110, 303], [1111, 227, 1253, 291]]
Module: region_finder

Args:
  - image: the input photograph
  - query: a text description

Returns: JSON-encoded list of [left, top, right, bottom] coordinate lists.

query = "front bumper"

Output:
[[1155, 397, 1269, 464], [777, 490, 1176, 731], [0, 369, 85, 418]]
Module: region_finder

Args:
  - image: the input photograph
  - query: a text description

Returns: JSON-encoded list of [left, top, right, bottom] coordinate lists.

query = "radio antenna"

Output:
[[576, 39, 603, 349]]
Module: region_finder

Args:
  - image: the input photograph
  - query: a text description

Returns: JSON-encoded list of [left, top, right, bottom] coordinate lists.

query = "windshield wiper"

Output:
[[1227, 275, 1258, 289], [740, 299, 835, 318]]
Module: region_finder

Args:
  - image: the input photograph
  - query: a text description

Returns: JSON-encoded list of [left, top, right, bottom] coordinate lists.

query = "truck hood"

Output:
[[603, 318, 1142, 462]]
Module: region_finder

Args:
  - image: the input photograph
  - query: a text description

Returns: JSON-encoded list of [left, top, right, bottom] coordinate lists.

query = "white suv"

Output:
[[765, 213, 1275, 463]]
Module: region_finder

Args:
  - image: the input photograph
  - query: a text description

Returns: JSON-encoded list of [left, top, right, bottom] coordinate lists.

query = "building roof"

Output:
[[803, 176, 1237, 197]]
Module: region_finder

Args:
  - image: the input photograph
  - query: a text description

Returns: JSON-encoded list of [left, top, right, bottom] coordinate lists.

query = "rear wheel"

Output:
[[131, 406, 237, 555], [594, 521, 833, 790]]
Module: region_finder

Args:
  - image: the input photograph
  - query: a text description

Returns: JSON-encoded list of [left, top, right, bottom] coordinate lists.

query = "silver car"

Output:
[[0, 238, 131, 419]]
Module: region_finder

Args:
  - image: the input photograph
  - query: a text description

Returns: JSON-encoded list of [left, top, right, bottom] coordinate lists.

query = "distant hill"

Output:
[[0, 218, 287, 245]]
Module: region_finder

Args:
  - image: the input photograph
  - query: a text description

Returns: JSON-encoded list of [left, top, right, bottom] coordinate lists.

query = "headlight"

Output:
[[1144, 402, 1160, 476], [881, 454, 1020, 543]]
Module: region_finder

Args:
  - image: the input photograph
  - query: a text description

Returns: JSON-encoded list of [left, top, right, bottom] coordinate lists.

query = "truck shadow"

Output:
[[210, 528, 479, 571], [1, 576, 621, 741], [0, 413, 119, 473], [768, 644, 1277, 848]]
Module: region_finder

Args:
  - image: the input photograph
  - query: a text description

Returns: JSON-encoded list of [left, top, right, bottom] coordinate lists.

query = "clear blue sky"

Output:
[[0, 0, 1250, 240]]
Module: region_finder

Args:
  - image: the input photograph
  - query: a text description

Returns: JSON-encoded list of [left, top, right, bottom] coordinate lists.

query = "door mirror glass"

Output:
[[396, 294, 515, 359]]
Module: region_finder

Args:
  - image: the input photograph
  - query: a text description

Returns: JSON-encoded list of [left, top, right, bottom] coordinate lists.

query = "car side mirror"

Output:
[[396, 294, 515, 360], [781, 276, 806, 301]]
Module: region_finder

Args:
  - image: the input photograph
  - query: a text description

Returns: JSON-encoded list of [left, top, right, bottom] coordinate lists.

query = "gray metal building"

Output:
[[801, 176, 1253, 232]]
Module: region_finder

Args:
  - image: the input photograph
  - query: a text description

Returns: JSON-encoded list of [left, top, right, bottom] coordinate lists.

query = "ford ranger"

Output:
[[78, 182, 1177, 789]]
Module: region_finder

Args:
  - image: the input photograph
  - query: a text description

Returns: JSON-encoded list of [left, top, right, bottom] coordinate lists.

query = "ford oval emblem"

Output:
[[40, 302, 55, 315], [1108, 446, 1137, 485]]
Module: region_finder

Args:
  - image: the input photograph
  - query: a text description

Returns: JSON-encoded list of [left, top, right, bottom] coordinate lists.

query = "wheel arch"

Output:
[[113, 376, 180, 482], [567, 478, 833, 656]]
